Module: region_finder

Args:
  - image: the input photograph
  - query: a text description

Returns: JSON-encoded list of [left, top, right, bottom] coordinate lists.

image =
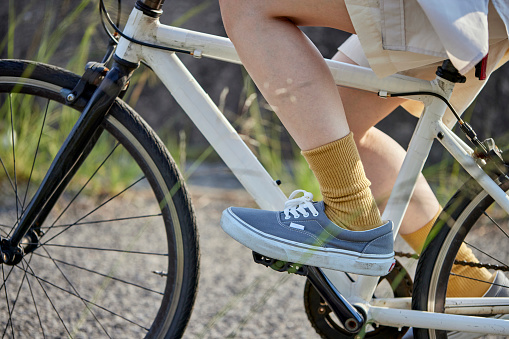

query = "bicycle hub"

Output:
[[0, 230, 40, 265]]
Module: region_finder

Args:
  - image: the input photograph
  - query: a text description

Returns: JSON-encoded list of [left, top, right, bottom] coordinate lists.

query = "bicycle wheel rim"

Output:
[[0, 60, 198, 338], [413, 178, 509, 339]]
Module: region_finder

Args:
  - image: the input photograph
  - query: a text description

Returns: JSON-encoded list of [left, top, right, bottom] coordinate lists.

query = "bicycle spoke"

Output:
[[0, 265, 15, 296], [464, 240, 509, 267], [47, 142, 121, 232], [483, 211, 509, 239], [21, 99, 50, 211], [1, 266, 14, 339], [0, 157, 23, 217], [1, 255, 35, 338], [20, 259, 46, 338], [15, 265, 150, 332], [450, 272, 509, 287], [0, 226, 9, 238], [40, 247, 111, 338], [9, 94, 19, 222], [5, 217, 18, 240], [33, 252, 164, 296], [41, 213, 163, 229], [21, 261, 72, 337], [40, 176, 146, 246], [42, 244, 168, 256]]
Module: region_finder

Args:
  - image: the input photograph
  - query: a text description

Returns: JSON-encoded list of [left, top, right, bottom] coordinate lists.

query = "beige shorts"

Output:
[[340, 1, 509, 126]]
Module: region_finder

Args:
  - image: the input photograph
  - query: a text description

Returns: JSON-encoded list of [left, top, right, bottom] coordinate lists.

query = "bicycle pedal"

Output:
[[252, 251, 308, 276]]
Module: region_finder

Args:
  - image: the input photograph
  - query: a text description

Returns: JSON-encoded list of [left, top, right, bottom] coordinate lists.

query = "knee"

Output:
[[352, 128, 373, 151]]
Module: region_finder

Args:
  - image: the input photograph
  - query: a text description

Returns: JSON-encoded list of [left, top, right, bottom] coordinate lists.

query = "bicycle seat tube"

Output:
[[7, 59, 138, 255]]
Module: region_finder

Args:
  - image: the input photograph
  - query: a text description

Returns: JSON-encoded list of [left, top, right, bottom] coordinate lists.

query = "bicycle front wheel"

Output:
[[413, 176, 509, 339], [0, 60, 198, 338]]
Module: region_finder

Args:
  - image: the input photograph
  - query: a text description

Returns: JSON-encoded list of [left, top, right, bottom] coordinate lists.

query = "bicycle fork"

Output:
[[1, 59, 138, 265]]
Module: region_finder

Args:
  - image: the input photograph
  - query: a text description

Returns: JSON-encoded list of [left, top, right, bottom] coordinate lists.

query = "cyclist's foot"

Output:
[[220, 190, 395, 276]]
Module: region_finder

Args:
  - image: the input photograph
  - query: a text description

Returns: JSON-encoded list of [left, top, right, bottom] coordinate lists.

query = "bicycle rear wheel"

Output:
[[413, 176, 509, 338], [0, 60, 199, 338]]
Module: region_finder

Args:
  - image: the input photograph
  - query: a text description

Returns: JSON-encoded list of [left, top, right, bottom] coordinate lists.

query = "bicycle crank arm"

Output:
[[8, 59, 138, 251], [306, 266, 365, 333], [252, 252, 365, 333]]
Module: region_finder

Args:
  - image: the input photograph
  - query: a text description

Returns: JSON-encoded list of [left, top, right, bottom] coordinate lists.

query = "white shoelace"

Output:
[[283, 190, 319, 219]]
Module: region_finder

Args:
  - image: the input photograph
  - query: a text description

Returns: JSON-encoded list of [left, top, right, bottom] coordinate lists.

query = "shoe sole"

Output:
[[221, 208, 395, 276]]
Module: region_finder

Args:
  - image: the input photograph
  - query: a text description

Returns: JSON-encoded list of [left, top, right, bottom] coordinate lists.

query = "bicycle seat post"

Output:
[[436, 60, 466, 84]]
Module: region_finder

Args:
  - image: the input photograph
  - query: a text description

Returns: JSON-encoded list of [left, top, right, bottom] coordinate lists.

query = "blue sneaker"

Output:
[[220, 190, 395, 276]]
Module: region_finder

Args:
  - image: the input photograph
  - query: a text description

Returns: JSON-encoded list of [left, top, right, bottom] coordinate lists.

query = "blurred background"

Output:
[[2, 0, 509, 203], [2, 1, 509, 337]]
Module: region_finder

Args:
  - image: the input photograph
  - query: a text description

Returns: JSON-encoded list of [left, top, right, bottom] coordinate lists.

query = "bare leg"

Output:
[[220, 0, 438, 232], [333, 51, 441, 233], [220, 0, 385, 231], [220, 1, 394, 274], [219, 0, 355, 151]]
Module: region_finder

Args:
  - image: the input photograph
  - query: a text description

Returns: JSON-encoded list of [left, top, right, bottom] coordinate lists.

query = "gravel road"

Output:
[[0, 164, 503, 338], [182, 165, 505, 339]]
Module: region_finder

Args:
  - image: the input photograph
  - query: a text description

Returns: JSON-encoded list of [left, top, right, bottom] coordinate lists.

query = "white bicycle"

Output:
[[0, 0, 508, 337]]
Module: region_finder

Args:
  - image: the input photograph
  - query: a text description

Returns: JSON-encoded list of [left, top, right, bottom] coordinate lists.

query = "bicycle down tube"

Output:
[[114, 6, 509, 335]]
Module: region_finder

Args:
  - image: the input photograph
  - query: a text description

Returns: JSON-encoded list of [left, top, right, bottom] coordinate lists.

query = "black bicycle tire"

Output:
[[412, 176, 509, 339], [0, 59, 199, 338]]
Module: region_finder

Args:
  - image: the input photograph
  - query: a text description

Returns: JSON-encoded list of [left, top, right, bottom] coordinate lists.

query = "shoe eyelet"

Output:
[[284, 216, 290, 220], [303, 213, 310, 217], [312, 212, 319, 217]]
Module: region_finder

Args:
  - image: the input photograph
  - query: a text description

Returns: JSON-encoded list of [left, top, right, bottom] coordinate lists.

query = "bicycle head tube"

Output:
[[135, 0, 165, 15]]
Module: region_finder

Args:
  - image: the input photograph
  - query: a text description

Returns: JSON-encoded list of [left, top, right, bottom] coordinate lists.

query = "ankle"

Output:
[[302, 133, 383, 231], [323, 196, 383, 231]]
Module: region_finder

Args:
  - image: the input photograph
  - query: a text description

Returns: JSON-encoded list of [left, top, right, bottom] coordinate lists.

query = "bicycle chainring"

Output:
[[303, 259, 412, 339]]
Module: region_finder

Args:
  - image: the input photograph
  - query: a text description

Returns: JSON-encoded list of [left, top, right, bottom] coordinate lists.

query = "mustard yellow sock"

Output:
[[401, 209, 493, 297], [399, 212, 436, 254], [447, 244, 493, 297], [301, 133, 383, 231]]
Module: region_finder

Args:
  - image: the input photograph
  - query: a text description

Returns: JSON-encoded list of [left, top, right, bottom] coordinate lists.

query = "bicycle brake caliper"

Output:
[[64, 62, 109, 105], [474, 138, 509, 177]]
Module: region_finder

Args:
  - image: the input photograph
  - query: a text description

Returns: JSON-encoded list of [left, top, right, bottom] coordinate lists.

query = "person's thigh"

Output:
[[219, 0, 355, 33]]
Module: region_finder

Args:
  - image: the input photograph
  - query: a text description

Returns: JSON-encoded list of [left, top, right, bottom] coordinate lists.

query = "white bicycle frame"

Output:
[[115, 8, 509, 335]]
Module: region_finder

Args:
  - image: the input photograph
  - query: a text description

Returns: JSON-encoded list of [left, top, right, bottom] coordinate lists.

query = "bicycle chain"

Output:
[[395, 251, 509, 272]]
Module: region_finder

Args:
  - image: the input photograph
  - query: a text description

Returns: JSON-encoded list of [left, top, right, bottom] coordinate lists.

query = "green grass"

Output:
[[1, 0, 214, 195], [1, 0, 134, 196], [5, 0, 501, 205]]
